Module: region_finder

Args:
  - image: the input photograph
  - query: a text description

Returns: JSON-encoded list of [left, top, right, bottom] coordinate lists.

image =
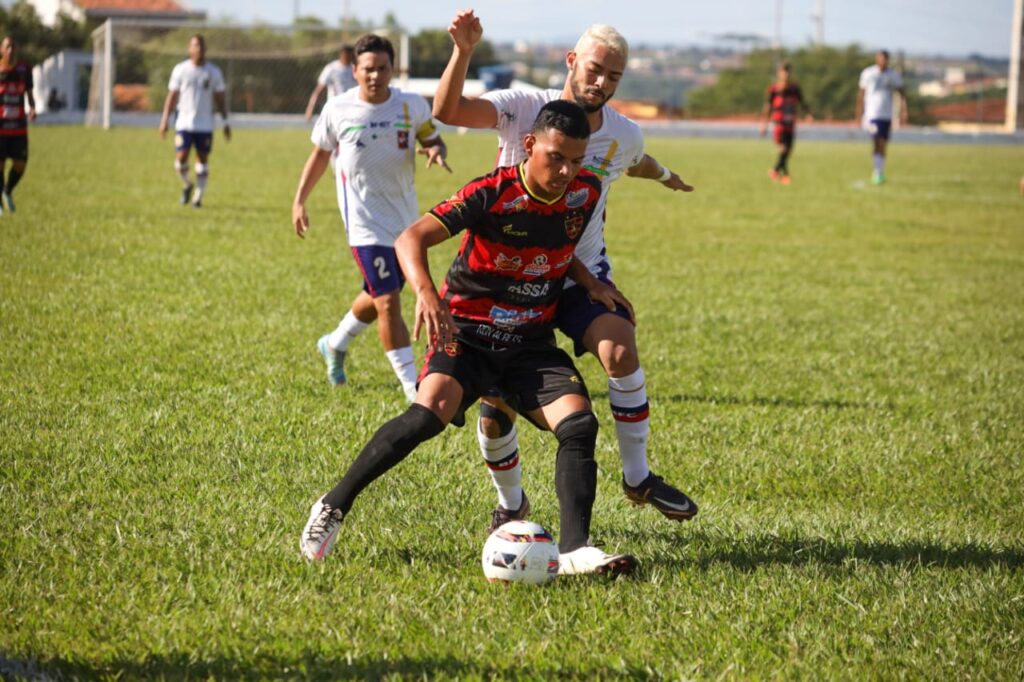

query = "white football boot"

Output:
[[557, 545, 637, 577], [300, 498, 344, 560]]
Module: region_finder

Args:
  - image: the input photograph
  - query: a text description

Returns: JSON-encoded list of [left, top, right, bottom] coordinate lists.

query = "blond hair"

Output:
[[574, 24, 628, 60]]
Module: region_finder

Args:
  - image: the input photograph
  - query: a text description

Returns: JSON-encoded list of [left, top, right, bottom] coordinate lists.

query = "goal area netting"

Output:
[[86, 19, 410, 128]]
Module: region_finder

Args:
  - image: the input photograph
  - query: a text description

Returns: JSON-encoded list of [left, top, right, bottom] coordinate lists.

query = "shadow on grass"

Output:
[[1, 652, 642, 680], [631, 528, 1024, 573], [590, 389, 892, 412]]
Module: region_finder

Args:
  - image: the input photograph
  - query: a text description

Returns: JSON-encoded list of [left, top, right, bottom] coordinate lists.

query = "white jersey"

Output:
[[481, 88, 645, 284], [859, 64, 903, 122], [168, 60, 225, 132], [317, 60, 357, 99], [311, 87, 439, 247]]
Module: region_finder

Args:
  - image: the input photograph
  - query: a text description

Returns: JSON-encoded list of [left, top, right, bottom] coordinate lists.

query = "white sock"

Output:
[[873, 153, 884, 174], [478, 422, 523, 510], [385, 346, 418, 401], [608, 368, 651, 487], [194, 162, 208, 201], [174, 160, 190, 188], [328, 310, 370, 351]]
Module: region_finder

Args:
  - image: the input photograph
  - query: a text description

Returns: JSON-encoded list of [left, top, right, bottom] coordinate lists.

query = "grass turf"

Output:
[[1, 127, 1022, 679]]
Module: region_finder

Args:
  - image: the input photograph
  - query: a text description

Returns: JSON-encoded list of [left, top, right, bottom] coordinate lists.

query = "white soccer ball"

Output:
[[481, 520, 560, 584]]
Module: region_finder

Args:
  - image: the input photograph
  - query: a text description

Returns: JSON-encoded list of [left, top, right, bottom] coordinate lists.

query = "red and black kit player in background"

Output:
[[759, 62, 812, 185], [0, 35, 35, 214]]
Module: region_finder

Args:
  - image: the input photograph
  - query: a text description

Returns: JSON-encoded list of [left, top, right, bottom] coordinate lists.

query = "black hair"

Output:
[[354, 34, 394, 65], [780, 62, 791, 72], [879, 49, 890, 59], [340, 45, 355, 55], [530, 100, 591, 140], [190, 34, 205, 47]]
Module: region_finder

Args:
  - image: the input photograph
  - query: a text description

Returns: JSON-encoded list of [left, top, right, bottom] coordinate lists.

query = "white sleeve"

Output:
[[317, 63, 331, 86], [310, 108, 336, 151], [858, 68, 870, 90], [168, 63, 182, 91], [480, 89, 539, 133], [625, 123, 645, 169], [212, 66, 226, 93]]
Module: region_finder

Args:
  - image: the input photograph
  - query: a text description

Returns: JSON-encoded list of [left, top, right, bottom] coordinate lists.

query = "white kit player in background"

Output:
[[158, 34, 229, 208], [434, 9, 700, 530], [856, 50, 907, 185], [304, 45, 358, 121], [291, 33, 450, 403]]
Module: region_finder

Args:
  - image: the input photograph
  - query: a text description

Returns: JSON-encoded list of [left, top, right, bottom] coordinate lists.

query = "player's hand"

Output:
[[292, 203, 309, 239], [759, 124, 767, 137], [419, 145, 452, 173], [585, 281, 635, 326], [448, 9, 483, 51], [414, 289, 456, 347], [159, 121, 168, 139], [27, 108, 36, 123], [223, 124, 231, 142], [662, 171, 694, 193]]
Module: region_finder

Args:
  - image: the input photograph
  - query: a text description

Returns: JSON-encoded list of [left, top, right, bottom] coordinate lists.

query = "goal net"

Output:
[[86, 19, 409, 128]]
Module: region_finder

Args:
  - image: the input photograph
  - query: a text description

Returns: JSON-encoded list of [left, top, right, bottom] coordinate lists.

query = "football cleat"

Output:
[[300, 498, 344, 560], [488, 491, 530, 533], [181, 183, 194, 205], [317, 335, 347, 386], [871, 171, 885, 185], [558, 545, 637, 577], [3, 191, 15, 213], [623, 472, 698, 521], [768, 169, 779, 182], [780, 175, 791, 186]]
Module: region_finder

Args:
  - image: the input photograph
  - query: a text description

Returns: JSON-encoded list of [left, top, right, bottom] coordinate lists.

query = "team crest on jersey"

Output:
[[490, 305, 542, 330], [564, 214, 584, 240], [502, 194, 529, 212], [443, 341, 461, 357], [499, 110, 516, 125], [523, 254, 550, 277], [565, 188, 589, 208], [202, 76, 211, 90], [397, 130, 409, 149], [495, 253, 523, 271]]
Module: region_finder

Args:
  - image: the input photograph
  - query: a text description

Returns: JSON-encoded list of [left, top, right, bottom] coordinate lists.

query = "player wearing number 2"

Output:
[[291, 34, 450, 402]]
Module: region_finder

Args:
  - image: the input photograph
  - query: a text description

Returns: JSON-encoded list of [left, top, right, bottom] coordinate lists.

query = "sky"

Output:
[[187, 0, 1017, 58]]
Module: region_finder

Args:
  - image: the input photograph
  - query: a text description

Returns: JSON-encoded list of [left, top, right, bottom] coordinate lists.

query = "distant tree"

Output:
[[409, 28, 497, 79], [0, 1, 88, 65]]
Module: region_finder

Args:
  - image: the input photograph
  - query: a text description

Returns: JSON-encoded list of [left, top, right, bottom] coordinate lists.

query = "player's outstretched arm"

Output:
[[291, 147, 332, 239], [567, 258, 636, 325], [417, 136, 452, 173], [432, 9, 498, 128], [396, 215, 456, 346], [305, 83, 325, 121], [626, 154, 694, 192], [214, 91, 230, 141], [855, 88, 865, 126], [897, 88, 909, 126], [26, 87, 36, 122], [158, 90, 179, 137]]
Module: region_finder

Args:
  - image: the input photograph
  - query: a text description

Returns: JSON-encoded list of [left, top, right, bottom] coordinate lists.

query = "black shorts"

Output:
[[420, 323, 590, 428], [0, 135, 28, 161]]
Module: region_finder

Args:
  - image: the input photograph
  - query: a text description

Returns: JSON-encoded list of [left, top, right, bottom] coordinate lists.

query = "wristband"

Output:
[[656, 166, 672, 182]]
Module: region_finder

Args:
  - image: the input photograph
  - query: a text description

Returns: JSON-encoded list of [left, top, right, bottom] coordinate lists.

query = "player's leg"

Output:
[[301, 338, 487, 560], [511, 349, 636, 576], [173, 133, 193, 204], [353, 245, 418, 401], [479, 394, 527, 530], [565, 286, 697, 522], [0, 155, 8, 215], [1, 136, 28, 212], [191, 135, 213, 207], [870, 120, 890, 184], [318, 290, 377, 387], [770, 126, 786, 181]]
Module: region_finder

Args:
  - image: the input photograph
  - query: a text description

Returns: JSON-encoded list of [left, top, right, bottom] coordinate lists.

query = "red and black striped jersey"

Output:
[[428, 163, 602, 345], [0, 60, 32, 136], [767, 82, 804, 125]]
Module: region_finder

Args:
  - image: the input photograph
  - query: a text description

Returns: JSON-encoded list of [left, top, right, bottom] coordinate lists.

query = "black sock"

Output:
[[5, 168, 22, 194], [777, 150, 790, 174], [322, 403, 445, 513], [553, 412, 599, 553]]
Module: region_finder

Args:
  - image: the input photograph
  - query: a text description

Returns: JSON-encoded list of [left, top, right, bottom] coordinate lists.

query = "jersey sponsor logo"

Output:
[[446, 199, 467, 217], [564, 214, 584, 240], [507, 280, 551, 299], [495, 253, 523, 271], [523, 254, 550, 277], [565, 188, 589, 208], [476, 324, 524, 345], [443, 341, 461, 357], [489, 305, 542, 330], [499, 110, 516, 125], [555, 253, 573, 269], [501, 194, 529, 212], [501, 224, 528, 237], [202, 75, 211, 90]]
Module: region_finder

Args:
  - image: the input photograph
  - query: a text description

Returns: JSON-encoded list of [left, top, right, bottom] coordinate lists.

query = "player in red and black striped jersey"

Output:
[[300, 101, 639, 576], [760, 62, 811, 185], [0, 36, 35, 214]]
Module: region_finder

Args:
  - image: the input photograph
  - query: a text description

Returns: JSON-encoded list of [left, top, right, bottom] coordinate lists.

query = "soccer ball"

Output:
[[481, 520, 560, 584]]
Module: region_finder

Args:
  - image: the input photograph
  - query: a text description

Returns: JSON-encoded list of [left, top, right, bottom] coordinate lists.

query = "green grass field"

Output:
[[2, 127, 1023, 680]]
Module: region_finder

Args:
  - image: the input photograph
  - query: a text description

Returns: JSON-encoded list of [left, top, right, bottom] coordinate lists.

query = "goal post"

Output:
[[85, 19, 409, 128]]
